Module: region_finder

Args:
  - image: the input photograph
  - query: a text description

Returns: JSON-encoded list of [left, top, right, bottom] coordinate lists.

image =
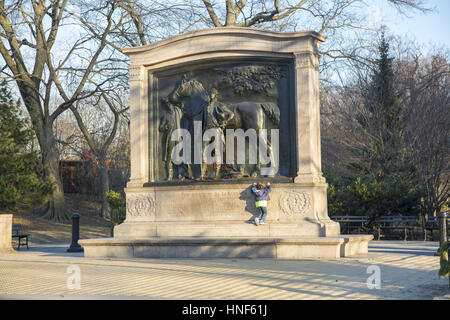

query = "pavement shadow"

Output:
[[2, 241, 447, 299], [15, 244, 84, 258], [368, 241, 439, 256]]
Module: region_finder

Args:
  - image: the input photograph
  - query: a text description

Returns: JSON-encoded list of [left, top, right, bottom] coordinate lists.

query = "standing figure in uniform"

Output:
[[202, 88, 234, 179]]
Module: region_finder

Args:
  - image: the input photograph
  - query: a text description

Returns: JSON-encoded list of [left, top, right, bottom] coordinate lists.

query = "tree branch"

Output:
[[202, 0, 222, 27]]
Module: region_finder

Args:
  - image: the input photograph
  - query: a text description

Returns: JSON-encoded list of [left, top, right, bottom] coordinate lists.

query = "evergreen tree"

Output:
[[332, 33, 423, 224], [351, 32, 408, 181], [0, 81, 53, 210]]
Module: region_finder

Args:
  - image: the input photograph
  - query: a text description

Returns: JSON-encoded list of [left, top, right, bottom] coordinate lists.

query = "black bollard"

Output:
[[435, 211, 448, 256], [67, 212, 84, 252]]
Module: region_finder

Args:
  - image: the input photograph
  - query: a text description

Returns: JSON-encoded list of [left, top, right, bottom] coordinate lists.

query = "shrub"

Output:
[[105, 190, 126, 226]]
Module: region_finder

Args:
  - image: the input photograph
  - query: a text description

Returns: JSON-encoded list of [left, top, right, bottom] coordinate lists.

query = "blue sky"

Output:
[[373, 0, 450, 48]]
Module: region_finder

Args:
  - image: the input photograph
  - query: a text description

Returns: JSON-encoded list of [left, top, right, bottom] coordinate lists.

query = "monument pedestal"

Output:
[[0, 214, 14, 253], [80, 183, 373, 259], [114, 182, 340, 237]]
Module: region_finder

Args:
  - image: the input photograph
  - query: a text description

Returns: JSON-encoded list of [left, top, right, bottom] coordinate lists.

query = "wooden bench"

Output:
[[12, 224, 30, 250], [378, 216, 418, 241], [332, 215, 419, 240], [331, 216, 369, 234]]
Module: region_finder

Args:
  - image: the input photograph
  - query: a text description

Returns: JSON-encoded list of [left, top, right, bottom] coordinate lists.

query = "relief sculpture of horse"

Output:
[[169, 76, 280, 179]]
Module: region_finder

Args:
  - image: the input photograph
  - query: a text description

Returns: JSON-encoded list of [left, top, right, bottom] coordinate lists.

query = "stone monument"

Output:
[[80, 28, 372, 258], [0, 214, 13, 252]]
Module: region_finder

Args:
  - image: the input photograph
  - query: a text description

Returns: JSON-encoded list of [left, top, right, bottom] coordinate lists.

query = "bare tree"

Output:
[[54, 105, 82, 160], [187, 0, 429, 77], [195, 0, 428, 28], [0, 1, 124, 221], [69, 90, 128, 218], [399, 52, 450, 218], [320, 81, 362, 177], [0, 0, 190, 221]]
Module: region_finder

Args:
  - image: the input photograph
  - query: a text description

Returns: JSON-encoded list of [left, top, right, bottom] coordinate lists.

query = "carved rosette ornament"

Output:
[[279, 191, 312, 215], [126, 193, 155, 217]]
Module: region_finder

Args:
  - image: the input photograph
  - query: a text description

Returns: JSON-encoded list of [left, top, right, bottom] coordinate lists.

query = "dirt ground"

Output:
[[3, 194, 111, 246]]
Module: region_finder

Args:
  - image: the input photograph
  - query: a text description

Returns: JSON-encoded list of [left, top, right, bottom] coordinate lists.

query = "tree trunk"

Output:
[[98, 155, 111, 219], [110, 212, 115, 237], [39, 133, 70, 222], [13, 79, 70, 222]]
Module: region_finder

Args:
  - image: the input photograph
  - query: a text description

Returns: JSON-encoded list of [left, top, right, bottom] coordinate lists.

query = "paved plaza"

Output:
[[0, 241, 449, 300]]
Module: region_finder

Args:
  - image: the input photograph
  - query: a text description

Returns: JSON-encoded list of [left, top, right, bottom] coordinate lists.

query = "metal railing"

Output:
[[331, 213, 449, 241]]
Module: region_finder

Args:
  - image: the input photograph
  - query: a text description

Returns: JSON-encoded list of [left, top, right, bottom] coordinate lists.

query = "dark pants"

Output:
[[258, 206, 267, 222]]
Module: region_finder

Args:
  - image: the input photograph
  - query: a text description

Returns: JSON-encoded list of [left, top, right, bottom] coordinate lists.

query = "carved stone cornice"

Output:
[[294, 173, 326, 184]]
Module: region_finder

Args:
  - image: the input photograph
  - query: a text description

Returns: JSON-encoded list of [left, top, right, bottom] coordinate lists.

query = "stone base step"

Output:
[[79, 235, 373, 259], [113, 220, 340, 238]]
